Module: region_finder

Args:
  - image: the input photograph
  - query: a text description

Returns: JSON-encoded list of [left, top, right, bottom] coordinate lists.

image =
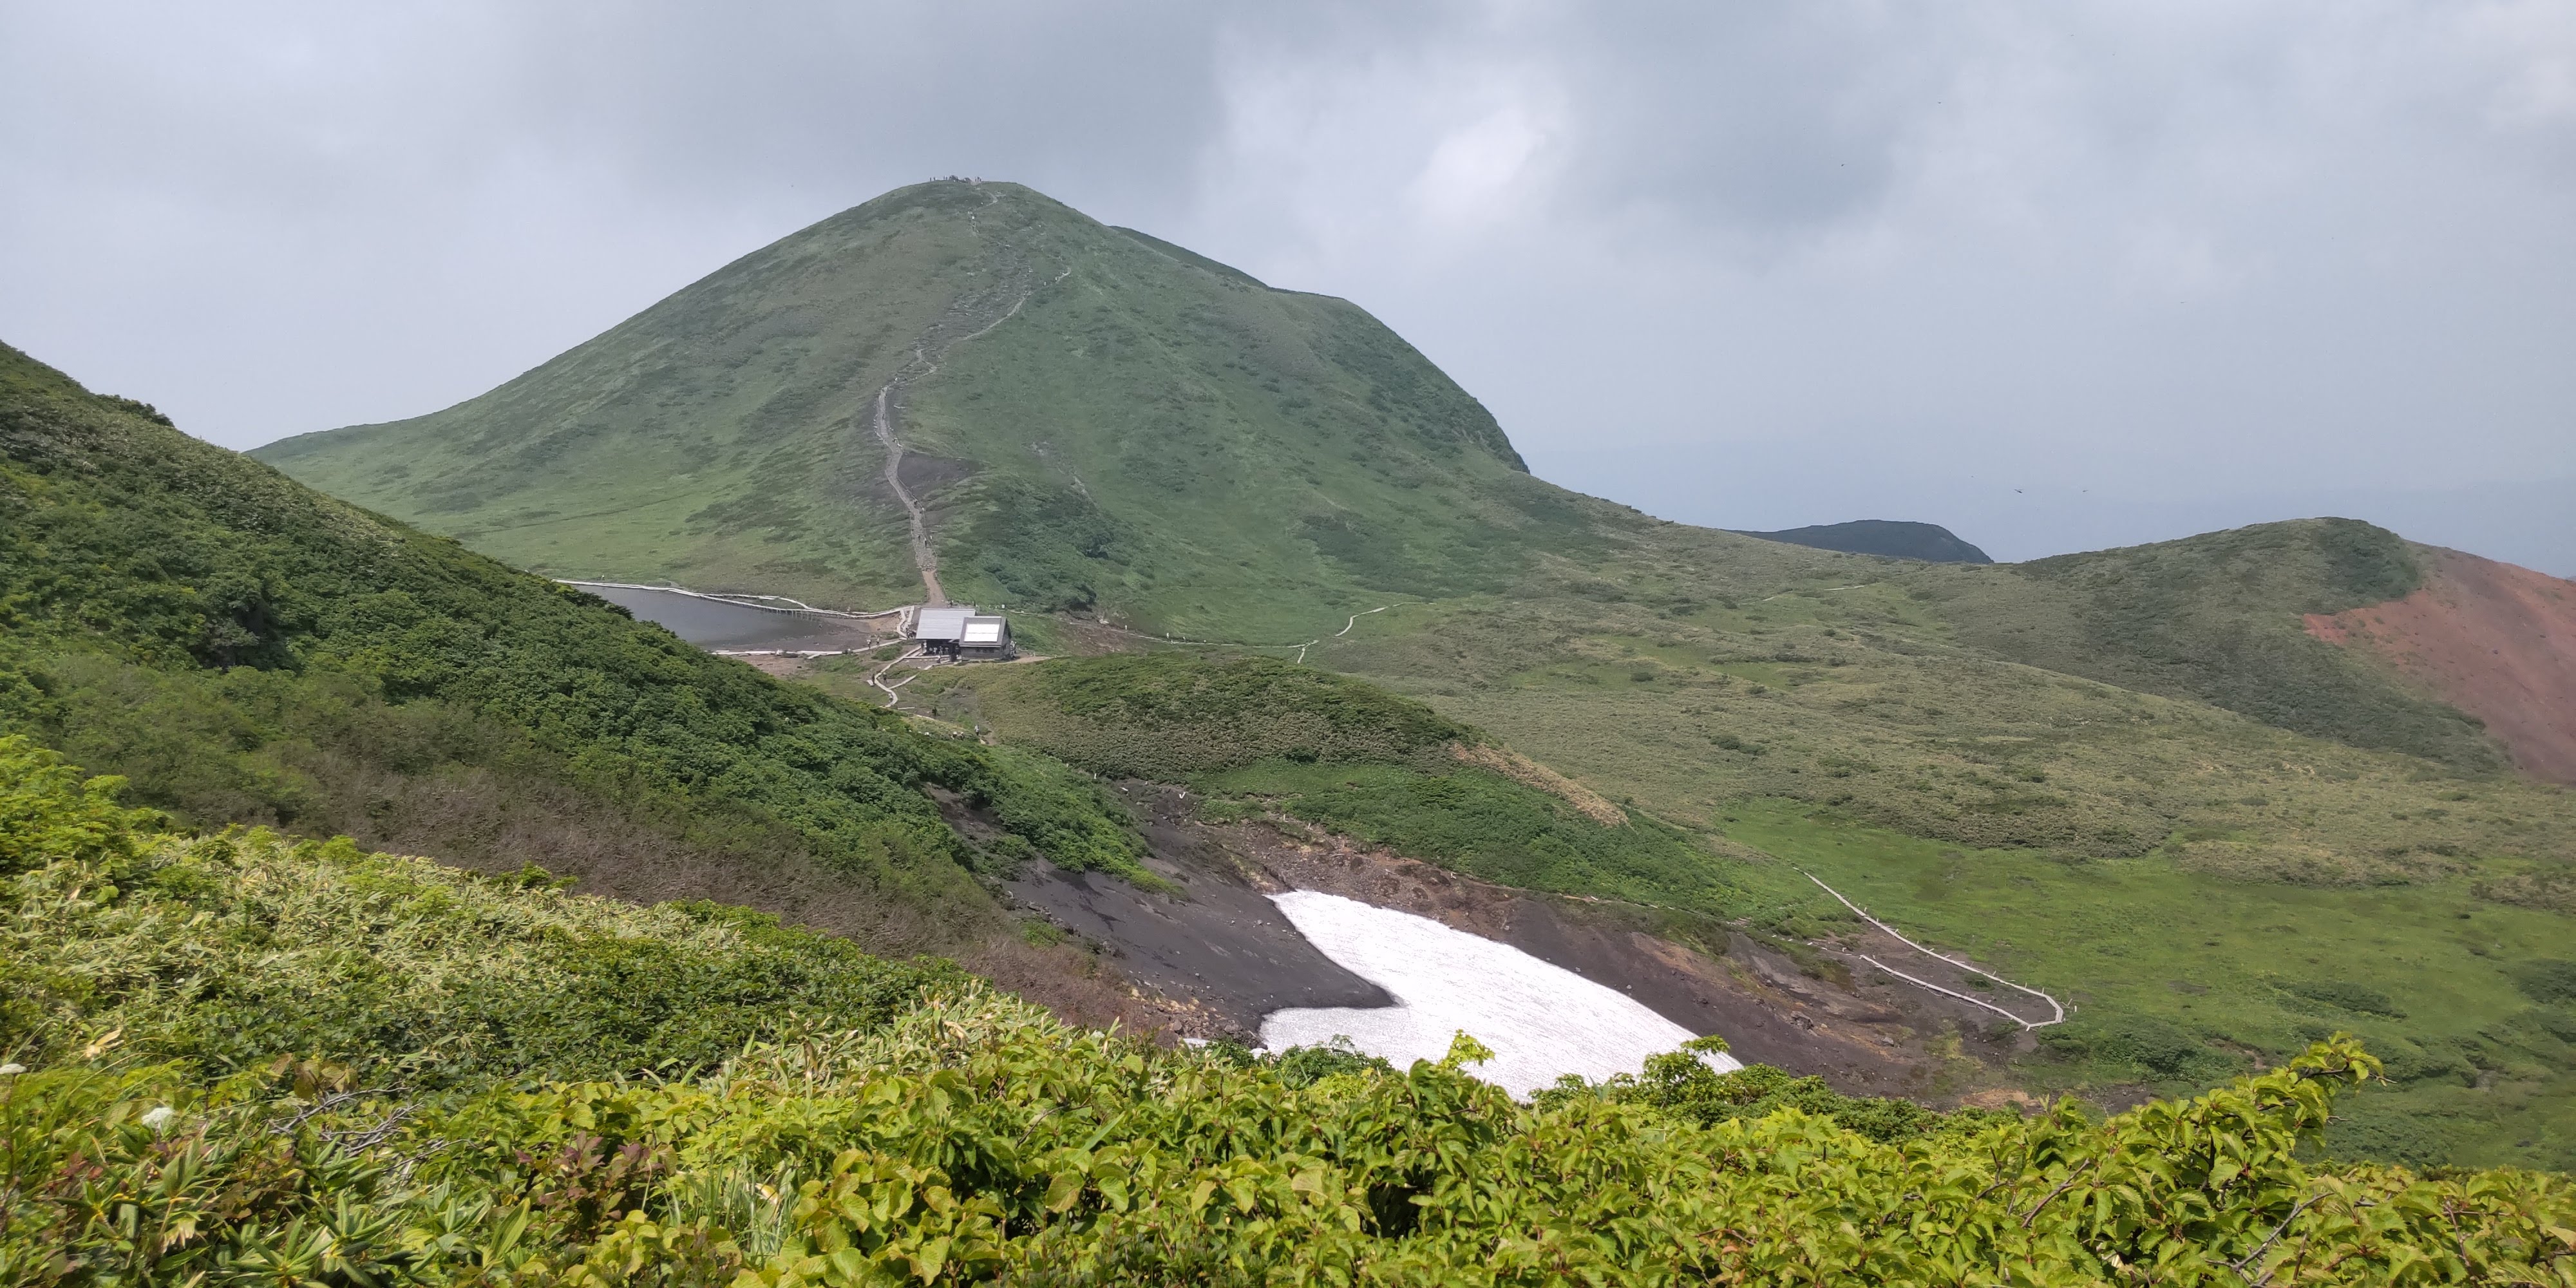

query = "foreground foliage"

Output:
[[0, 737, 965, 1088], [7, 744, 2573, 1285], [1537, 1036, 1997, 1146], [14, 987, 2575, 1285]]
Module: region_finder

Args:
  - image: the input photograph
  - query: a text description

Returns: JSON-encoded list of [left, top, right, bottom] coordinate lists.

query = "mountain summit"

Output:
[[256, 181, 1607, 638]]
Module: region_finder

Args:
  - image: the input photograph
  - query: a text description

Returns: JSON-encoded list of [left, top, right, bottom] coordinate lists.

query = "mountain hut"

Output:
[[913, 605, 1014, 660]]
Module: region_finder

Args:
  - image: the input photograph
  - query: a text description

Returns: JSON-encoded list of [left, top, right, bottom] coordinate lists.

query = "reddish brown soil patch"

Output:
[[2306, 547, 2576, 783]]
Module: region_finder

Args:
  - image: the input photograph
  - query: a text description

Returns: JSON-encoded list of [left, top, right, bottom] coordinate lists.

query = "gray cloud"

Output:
[[4, 1, 2570, 570]]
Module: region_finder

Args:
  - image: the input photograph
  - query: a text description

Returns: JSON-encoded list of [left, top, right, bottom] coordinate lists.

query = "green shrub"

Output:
[[1206, 760, 1739, 913], [1535, 1037, 1989, 1144], [2041, 1014, 2235, 1081], [2512, 959, 2576, 1005], [0, 734, 160, 876], [2, 791, 959, 1085], [1271, 1036, 1394, 1088], [962, 651, 1471, 780], [2282, 979, 2410, 1018]]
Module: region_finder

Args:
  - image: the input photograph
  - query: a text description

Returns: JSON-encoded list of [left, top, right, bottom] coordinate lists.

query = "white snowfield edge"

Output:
[[1258, 891, 1741, 1097]]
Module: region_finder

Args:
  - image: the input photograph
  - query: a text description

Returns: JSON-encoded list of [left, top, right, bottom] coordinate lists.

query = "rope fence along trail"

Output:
[[1801, 870, 2068, 1030], [1083, 602, 1410, 665]]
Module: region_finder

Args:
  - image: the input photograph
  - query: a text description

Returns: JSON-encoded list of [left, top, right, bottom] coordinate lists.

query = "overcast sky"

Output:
[[5, 1, 2571, 570]]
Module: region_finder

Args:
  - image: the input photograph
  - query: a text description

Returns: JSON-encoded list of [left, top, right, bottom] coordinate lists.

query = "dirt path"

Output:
[[864, 184, 1064, 609], [871, 381, 947, 606], [868, 645, 934, 708]]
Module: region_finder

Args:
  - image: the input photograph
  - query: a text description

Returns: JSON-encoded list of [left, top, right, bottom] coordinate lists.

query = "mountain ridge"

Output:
[[240, 178, 2557, 781], [256, 180, 1563, 639], [1736, 518, 1994, 564]]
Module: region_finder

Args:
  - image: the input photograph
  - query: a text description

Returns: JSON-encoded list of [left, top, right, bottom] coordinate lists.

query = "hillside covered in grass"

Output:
[[1307, 534, 2576, 1170], [8, 739, 2571, 1285], [1924, 518, 2501, 770], [254, 180, 1625, 641], [242, 180, 2537, 784], [918, 652, 1747, 916], [0, 341, 1144, 969]]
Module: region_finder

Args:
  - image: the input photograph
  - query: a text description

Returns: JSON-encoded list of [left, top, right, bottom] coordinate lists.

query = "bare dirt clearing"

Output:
[[2307, 547, 2576, 783]]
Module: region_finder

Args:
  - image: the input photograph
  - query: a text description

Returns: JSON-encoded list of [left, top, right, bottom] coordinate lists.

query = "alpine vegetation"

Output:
[[6, 737, 2573, 1285]]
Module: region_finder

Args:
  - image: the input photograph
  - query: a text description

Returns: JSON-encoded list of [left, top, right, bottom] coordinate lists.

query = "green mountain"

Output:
[[249, 180, 2498, 769], [1737, 519, 1993, 564], [1923, 518, 2502, 770], [256, 180, 1620, 643]]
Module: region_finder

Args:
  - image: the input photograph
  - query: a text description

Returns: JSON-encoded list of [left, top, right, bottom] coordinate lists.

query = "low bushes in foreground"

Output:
[[11, 1001, 2573, 1285], [5, 740, 2573, 1285]]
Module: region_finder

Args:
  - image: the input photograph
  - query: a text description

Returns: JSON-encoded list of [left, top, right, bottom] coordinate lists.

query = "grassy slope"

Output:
[[1, 742, 964, 1086], [1304, 527, 2576, 1170], [920, 653, 1750, 920], [0, 340, 1146, 957], [900, 209, 1618, 641], [251, 187, 980, 605], [899, 638, 2576, 1168], [1921, 518, 2501, 770]]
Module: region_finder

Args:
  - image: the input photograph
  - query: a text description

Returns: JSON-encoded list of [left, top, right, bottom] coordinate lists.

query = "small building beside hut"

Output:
[[912, 605, 1016, 661], [957, 614, 1014, 660]]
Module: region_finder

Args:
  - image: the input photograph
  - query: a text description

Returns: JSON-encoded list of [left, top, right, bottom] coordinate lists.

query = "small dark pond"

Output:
[[587, 585, 879, 652]]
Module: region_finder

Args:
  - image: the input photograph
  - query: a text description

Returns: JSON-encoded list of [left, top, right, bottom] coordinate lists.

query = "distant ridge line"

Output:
[[1736, 520, 1993, 565]]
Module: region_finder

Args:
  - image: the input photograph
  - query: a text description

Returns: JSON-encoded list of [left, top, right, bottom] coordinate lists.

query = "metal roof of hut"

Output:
[[914, 606, 976, 641]]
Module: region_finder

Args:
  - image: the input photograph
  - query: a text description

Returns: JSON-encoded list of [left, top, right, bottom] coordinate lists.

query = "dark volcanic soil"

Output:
[[1007, 795, 1392, 1028], [1005, 784, 2023, 1101], [2306, 546, 2576, 784]]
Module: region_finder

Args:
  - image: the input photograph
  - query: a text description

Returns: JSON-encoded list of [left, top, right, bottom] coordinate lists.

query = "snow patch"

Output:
[[1259, 890, 1739, 1096]]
